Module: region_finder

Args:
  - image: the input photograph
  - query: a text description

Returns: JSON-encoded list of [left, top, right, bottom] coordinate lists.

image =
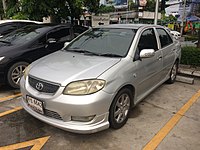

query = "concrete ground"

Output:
[[0, 79, 200, 150]]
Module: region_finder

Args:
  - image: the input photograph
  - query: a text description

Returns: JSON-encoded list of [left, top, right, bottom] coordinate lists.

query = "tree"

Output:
[[1, 0, 84, 23], [2, 0, 100, 23], [5, 0, 22, 18], [98, 5, 115, 14], [144, 0, 155, 12], [83, 0, 100, 14]]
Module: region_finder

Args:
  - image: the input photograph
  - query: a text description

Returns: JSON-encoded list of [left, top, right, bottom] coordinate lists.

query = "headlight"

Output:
[[63, 79, 106, 95], [0, 56, 5, 62], [24, 65, 30, 80]]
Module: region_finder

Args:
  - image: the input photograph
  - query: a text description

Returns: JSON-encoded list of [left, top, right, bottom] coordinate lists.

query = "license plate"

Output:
[[26, 96, 44, 114]]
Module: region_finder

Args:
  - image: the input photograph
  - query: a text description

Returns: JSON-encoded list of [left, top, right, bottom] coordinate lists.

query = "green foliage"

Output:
[[181, 47, 200, 66], [184, 35, 199, 42], [98, 5, 115, 14], [3, 0, 84, 23], [5, 0, 20, 18], [128, 0, 136, 10], [144, 0, 155, 12], [12, 12, 28, 20], [83, 0, 100, 14], [161, 14, 177, 23]]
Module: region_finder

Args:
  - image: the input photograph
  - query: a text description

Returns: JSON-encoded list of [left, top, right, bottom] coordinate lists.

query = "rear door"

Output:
[[156, 28, 175, 78]]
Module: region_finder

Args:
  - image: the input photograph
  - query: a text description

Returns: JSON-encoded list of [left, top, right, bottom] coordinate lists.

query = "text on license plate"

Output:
[[26, 96, 44, 114]]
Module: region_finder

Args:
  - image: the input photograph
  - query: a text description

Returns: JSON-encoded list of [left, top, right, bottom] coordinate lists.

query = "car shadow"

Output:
[[0, 84, 20, 94]]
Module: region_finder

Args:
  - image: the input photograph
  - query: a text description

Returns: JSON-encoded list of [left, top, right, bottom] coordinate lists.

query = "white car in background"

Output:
[[165, 27, 181, 40], [170, 30, 181, 39]]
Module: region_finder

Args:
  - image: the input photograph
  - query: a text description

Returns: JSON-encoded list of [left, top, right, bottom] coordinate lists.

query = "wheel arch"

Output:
[[5, 58, 31, 75], [114, 84, 136, 107]]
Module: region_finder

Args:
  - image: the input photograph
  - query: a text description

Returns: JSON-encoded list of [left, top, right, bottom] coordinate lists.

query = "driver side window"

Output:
[[134, 28, 158, 60], [138, 28, 158, 51], [47, 28, 71, 42]]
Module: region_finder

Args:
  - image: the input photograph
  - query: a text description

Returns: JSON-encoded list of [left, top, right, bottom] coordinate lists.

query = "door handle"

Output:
[[157, 56, 162, 60]]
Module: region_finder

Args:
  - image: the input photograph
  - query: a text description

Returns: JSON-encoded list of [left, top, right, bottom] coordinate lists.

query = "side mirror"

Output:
[[47, 38, 56, 44], [140, 49, 155, 59]]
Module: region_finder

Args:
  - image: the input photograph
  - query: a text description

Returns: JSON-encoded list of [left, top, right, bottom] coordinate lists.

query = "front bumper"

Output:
[[20, 76, 114, 134]]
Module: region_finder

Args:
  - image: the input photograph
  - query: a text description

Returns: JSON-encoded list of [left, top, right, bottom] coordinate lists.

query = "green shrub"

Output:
[[184, 35, 198, 41], [181, 46, 200, 66]]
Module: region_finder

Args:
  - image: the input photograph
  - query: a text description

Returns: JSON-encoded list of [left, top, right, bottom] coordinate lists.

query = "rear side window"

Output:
[[156, 28, 173, 48]]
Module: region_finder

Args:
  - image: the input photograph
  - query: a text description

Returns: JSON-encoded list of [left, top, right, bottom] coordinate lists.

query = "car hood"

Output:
[[29, 51, 121, 86]]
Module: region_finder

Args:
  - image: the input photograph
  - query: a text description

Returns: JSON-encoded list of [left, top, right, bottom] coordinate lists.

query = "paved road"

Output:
[[0, 79, 200, 150]]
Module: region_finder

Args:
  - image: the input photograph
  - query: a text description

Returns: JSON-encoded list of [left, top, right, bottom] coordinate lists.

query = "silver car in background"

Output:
[[20, 24, 181, 134]]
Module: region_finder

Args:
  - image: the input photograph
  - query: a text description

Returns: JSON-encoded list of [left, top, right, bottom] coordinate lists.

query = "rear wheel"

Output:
[[109, 88, 132, 129], [7, 62, 29, 88], [166, 61, 178, 84]]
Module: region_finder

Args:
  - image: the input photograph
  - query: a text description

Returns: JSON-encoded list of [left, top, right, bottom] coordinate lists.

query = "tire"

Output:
[[7, 62, 29, 88], [166, 61, 178, 84], [109, 88, 132, 129]]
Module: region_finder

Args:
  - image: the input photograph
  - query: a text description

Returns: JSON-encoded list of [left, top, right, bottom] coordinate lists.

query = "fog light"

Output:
[[71, 115, 95, 122]]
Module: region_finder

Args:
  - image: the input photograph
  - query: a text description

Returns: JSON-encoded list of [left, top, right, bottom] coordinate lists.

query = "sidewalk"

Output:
[[176, 64, 200, 84], [178, 64, 200, 77]]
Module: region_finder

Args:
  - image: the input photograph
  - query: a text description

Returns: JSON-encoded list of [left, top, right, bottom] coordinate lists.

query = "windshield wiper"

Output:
[[0, 40, 11, 44], [67, 48, 100, 56], [99, 53, 122, 58]]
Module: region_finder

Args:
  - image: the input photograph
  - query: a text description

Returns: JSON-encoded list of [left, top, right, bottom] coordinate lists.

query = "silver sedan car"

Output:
[[20, 24, 181, 134]]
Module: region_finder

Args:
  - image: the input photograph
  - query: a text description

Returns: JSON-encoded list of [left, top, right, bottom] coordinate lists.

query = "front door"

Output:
[[134, 28, 163, 102]]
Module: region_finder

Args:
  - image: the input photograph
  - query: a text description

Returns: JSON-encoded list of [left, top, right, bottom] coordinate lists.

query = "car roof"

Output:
[[0, 19, 43, 24], [15, 24, 72, 33], [95, 24, 164, 29]]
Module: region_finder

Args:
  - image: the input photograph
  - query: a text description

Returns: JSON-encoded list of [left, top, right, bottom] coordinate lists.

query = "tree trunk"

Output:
[[2, 0, 7, 14]]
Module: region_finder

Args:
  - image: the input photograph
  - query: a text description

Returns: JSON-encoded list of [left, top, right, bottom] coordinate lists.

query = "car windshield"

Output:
[[65, 28, 137, 57], [0, 25, 47, 45]]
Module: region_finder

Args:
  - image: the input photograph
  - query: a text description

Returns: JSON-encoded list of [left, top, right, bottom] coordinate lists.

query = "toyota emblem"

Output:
[[36, 82, 43, 91]]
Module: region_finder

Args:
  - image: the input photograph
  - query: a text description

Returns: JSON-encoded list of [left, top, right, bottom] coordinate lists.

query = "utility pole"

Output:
[[154, 0, 159, 25], [180, 0, 187, 36]]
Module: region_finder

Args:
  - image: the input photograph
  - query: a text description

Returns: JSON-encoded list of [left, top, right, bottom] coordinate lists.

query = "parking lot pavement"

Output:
[[0, 79, 200, 150], [0, 84, 20, 98]]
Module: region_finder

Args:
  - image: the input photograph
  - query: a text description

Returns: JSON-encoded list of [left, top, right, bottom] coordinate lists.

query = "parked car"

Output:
[[20, 24, 181, 134], [164, 27, 181, 40], [0, 24, 88, 88], [0, 20, 43, 38]]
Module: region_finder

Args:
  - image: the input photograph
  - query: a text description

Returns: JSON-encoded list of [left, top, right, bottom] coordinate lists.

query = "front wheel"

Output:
[[109, 88, 132, 129], [166, 61, 178, 84], [7, 62, 29, 88]]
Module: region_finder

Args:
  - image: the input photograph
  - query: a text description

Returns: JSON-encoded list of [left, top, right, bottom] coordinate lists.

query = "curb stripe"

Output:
[[143, 89, 200, 150], [0, 93, 22, 103], [0, 107, 23, 117], [0, 136, 50, 150]]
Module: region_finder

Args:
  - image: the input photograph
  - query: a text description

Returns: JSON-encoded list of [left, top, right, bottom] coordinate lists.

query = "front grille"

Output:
[[28, 76, 60, 94], [44, 109, 63, 120]]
